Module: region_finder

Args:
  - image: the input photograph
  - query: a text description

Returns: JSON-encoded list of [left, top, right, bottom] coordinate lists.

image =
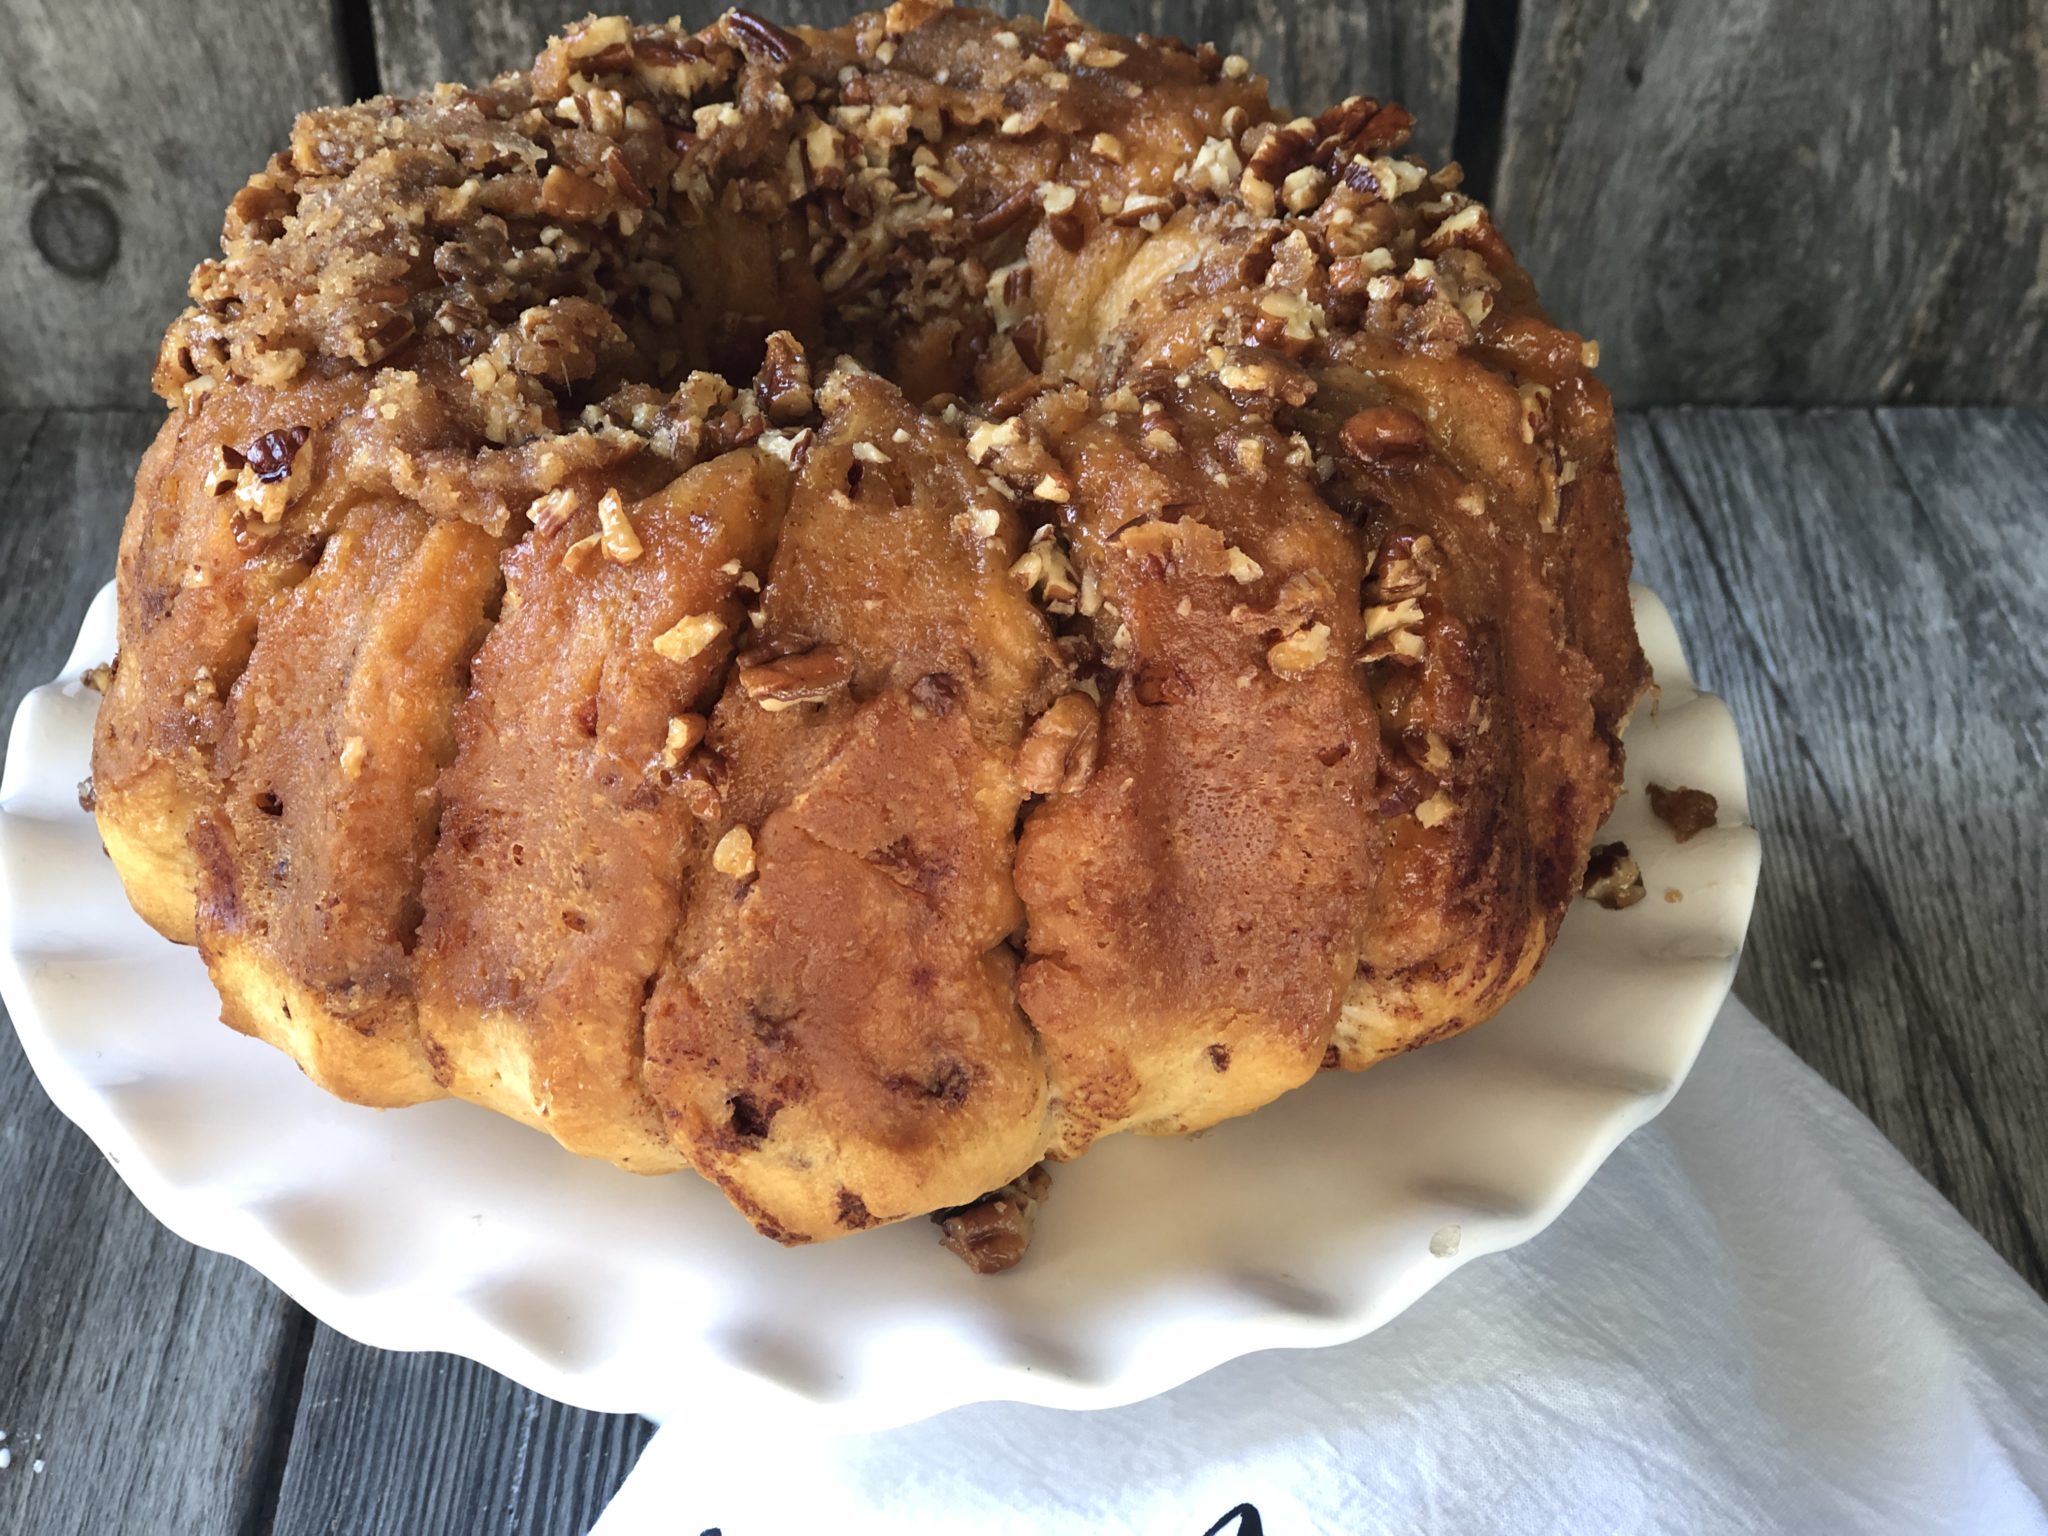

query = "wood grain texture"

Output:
[[0, 408, 313, 1536], [368, 0, 1465, 161], [1625, 409, 2048, 1290], [268, 1333, 652, 1536], [0, 2, 346, 411], [1493, 0, 2048, 408]]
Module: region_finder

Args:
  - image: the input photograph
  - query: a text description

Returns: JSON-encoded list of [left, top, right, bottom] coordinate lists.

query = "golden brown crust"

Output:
[[196, 500, 504, 1105], [1014, 386, 1377, 1151], [413, 448, 790, 1170], [640, 371, 1064, 1240], [90, 3, 1649, 1246]]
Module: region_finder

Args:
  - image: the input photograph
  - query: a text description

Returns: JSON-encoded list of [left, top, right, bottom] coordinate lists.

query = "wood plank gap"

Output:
[[335, 0, 385, 103], [0, 411, 51, 509], [236, 1305, 321, 1536], [1451, 0, 1516, 202], [1645, 410, 2048, 1290]]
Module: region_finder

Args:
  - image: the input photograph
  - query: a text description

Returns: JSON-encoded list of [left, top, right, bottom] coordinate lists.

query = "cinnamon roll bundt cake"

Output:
[[90, 2, 1649, 1251]]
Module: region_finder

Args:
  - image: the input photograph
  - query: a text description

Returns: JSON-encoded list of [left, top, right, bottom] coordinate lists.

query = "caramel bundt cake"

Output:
[[90, 2, 1649, 1252]]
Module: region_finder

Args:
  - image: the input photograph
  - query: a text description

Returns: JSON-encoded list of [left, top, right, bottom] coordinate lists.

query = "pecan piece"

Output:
[[1367, 531, 1441, 600], [712, 825, 757, 880], [596, 488, 642, 564], [1339, 406, 1428, 465], [934, 1164, 1052, 1275], [754, 330, 814, 424], [244, 425, 310, 484], [1648, 783, 1719, 843], [724, 9, 803, 61], [739, 645, 853, 711], [1582, 841, 1646, 909], [1268, 622, 1332, 678], [970, 184, 1039, 242], [653, 612, 725, 663], [1245, 121, 1314, 189]]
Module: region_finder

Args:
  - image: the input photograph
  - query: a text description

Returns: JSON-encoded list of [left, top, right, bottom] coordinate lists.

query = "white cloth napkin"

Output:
[[592, 999, 2048, 1535]]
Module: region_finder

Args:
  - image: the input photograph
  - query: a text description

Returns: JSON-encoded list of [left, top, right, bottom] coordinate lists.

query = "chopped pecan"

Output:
[[661, 713, 707, 768], [1184, 136, 1242, 197], [1582, 842, 1646, 909], [1268, 622, 1332, 678], [970, 184, 1040, 242], [1648, 783, 1719, 843], [653, 612, 725, 663], [1011, 532, 1080, 606], [1339, 406, 1428, 464], [755, 330, 814, 424], [525, 487, 578, 537], [1360, 625, 1426, 667], [1367, 531, 1441, 600], [1046, 198, 1085, 251], [539, 165, 612, 221], [1111, 192, 1175, 228], [934, 1164, 1052, 1275], [712, 825, 757, 880], [596, 489, 642, 564], [1245, 119, 1314, 190], [740, 645, 853, 710], [244, 425, 310, 483], [724, 9, 803, 61], [1310, 95, 1414, 166]]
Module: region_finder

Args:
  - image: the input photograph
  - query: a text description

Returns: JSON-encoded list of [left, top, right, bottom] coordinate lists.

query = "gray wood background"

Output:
[[3, 0, 2044, 409]]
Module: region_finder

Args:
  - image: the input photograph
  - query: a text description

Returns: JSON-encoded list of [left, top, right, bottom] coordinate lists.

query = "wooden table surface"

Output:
[[1, 405, 2042, 1532]]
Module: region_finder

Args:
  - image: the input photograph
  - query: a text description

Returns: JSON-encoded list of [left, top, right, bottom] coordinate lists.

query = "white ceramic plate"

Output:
[[2, 582, 1756, 1433]]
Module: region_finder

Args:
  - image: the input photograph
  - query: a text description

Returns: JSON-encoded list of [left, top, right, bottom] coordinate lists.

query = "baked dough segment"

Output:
[[93, 372, 368, 941], [194, 501, 504, 1106], [1305, 334, 1635, 1068], [412, 450, 789, 1171], [642, 369, 1065, 1241], [1014, 383, 1379, 1155]]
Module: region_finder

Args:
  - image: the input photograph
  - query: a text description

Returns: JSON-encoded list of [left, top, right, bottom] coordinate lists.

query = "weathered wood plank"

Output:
[[369, 0, 1465, 161], [0, 413, 46, 511], [269, 1332, 652, 1536], [0, 1, 346, 411], [0, 408, 314, 1536], [1624, 408, 2047, 1289], [1873, 408, 2048, 655], [1493, 2, 2048, 407]]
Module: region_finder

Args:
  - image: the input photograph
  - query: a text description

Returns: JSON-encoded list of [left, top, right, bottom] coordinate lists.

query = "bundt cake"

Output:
[[90, 1, 1650, 1253]]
